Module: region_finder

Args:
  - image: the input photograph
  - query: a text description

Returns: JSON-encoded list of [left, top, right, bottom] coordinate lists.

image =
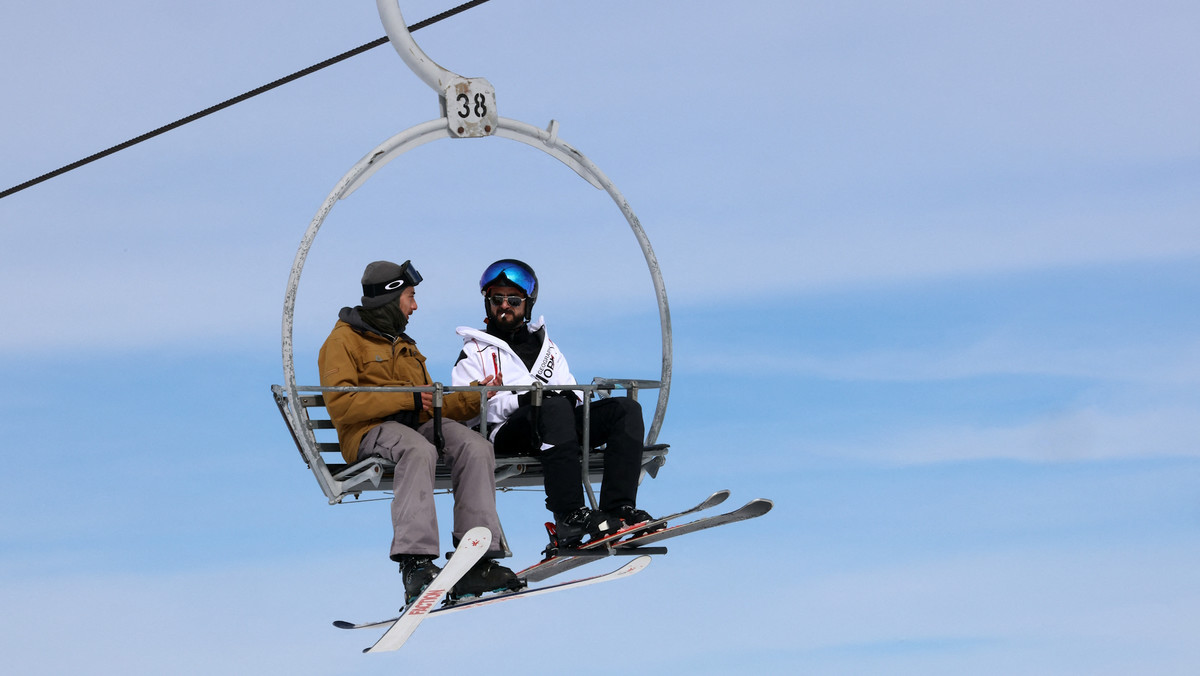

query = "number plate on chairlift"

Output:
[[444, 77, 498, 138]]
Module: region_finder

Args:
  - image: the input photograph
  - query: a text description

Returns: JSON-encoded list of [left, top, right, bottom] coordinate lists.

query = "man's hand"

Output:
[[420, 391, 434, 411], [480, 374, 502, 399]]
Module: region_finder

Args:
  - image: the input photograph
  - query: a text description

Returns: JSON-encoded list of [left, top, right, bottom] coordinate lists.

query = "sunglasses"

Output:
[[488, 294, 526, 307]]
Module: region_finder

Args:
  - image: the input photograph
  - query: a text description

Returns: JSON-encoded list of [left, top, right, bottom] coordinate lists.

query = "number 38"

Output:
[[456, 92, 489, 119]]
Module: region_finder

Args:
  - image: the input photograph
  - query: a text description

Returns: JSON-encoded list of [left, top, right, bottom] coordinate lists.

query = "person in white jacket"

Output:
[[452, 259, 661, 547]]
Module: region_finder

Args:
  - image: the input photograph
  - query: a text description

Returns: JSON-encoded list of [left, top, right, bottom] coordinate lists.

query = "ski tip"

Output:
[[622, 555, 653, 574], [729, 497, 773, 519], [333, 620, 355, 629], [750, 497, 774, 513], [460, 525, 492, 550]]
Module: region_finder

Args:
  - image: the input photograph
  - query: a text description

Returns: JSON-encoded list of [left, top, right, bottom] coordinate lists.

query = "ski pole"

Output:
[[432, 383, 445, 454], [530, 381, 543, 452]]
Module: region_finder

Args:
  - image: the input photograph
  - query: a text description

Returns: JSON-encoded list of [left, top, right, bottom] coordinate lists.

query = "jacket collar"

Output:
[[338, 306, 413, 344], [457, 315, 546, 349]]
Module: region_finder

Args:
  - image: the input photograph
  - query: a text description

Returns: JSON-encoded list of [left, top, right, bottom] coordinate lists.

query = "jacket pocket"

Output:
[[356, 351, 393, 379]]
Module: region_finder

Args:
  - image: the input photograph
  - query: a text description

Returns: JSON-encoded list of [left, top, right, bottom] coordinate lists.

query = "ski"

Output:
[[613, 497, 773, 550], [436, 554, 648, 615], [334, 555, 651, 631], [354, 526, 491, 653], [612, 488, 731, 540], [522, 497, 773, 583], [519, 489, 731, 583]]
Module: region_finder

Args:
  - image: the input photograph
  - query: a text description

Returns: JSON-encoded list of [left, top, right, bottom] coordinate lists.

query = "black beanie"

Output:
[[361, 260, 411, 309]]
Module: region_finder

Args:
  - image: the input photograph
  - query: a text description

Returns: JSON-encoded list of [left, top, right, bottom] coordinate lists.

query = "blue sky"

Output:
[[2, 1, 1199, 673]]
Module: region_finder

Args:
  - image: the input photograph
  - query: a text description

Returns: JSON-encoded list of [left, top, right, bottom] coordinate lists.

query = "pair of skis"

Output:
[[347, 527, 492, 653], [335, 490, 773, 653], [336, 528, 649, 654], [519, 490, 772, 583]]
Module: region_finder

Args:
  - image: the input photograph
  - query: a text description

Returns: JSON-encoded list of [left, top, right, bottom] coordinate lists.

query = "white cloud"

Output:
[[652, 187, 1200, 305], [836, 404, 1200, 465], [777, 339, 1200, 386], [677, 333, 1200, 464], [681, 327, 1200, 389], [779, 543, 1200, 674]]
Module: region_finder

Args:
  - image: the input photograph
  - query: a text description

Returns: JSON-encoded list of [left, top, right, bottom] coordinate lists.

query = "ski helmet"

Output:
[[479, 259, 538, 316]]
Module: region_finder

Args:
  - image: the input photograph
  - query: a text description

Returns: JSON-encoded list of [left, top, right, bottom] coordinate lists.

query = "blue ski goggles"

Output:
[[479, 260, 536, 297], [363, 260, 422, 298]]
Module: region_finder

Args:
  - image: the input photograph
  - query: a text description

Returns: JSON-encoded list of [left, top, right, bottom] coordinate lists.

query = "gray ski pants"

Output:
[[358, 419, 505, 560]]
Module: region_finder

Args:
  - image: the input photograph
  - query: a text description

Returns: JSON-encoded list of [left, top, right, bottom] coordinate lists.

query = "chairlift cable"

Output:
[[0, 0, 492, 201]]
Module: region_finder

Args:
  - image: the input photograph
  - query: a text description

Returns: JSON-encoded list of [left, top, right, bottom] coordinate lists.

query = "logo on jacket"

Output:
[[534, 353, 556, 383]]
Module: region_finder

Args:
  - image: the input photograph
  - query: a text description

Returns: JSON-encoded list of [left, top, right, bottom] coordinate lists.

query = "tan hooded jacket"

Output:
[[318, 316, 484, 463]]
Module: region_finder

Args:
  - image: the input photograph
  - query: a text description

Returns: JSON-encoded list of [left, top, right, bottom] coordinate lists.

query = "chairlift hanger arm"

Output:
[[377, 0, 458, 92], [377, 0, 497, 138]]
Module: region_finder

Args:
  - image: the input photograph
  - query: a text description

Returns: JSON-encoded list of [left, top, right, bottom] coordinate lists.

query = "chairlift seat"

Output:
[[272, 384, 668, 505]]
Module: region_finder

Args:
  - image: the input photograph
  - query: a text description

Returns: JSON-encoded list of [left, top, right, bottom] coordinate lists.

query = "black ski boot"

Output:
[[609, 504, 665, 536], [398, 554, 441, 606], [450, 558, 525, 600], [553, 506, 621, 547]]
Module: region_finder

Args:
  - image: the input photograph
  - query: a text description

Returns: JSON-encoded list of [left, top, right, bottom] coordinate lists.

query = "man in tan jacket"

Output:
[[319, 259, 521, 605]]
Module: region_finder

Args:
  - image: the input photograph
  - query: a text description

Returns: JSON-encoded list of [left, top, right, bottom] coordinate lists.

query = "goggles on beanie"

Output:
[[362, 260, 423, 299]]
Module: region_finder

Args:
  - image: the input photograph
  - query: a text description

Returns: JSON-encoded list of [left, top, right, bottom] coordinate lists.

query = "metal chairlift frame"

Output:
[[274, 0, 674, 506]]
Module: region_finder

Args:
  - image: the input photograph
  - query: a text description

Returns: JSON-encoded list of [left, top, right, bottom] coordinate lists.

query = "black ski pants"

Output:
[[493, 395, 645, 516]]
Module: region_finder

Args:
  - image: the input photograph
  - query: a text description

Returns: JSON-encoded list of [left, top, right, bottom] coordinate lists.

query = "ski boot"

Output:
[[552, 506, 622, 548], [398, 554, 441, 606], [449, 558, 525, 601], [609, 504, 666, 537]]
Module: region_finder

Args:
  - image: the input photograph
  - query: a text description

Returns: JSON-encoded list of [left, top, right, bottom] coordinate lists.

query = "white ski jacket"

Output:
[[453, 316, 577, 441]]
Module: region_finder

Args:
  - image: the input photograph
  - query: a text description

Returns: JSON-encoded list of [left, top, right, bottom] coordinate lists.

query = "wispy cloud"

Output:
[[682, 331, 1200, 386], [781, 542, 1200, 673], [771, 340, 1198, 386], [854, 404, 1200, 465]]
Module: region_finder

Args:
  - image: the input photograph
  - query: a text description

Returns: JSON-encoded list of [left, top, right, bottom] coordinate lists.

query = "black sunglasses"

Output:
[[488, 294, 526, 307]]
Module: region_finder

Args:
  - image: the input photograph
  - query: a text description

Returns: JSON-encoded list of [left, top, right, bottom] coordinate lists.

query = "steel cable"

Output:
[[0, 0, 492, 200]]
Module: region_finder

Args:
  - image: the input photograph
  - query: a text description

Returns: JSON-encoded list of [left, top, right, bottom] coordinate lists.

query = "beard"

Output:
[[487, 305, 525, 335]]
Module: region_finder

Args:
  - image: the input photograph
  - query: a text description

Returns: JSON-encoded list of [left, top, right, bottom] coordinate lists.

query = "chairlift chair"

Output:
[[273, 0, 673, 507]]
